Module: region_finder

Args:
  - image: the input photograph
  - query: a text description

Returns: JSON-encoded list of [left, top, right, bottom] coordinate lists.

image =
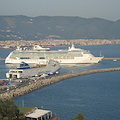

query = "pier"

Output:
[[0, 58, 5, 60], [103, 58, 120, 60], [0, 67, 120, 101]]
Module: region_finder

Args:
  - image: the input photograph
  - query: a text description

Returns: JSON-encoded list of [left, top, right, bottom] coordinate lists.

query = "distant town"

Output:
[[0, 39, 120, 49]]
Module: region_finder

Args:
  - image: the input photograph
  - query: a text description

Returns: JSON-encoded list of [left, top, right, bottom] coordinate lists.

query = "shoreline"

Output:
[[0, 67, 120, 101]]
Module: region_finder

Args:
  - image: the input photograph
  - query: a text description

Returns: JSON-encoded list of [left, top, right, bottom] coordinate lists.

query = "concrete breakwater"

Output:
[[103, 58, 120, 60], [0, 67, 120, 101], [0, 58, 5, 60]]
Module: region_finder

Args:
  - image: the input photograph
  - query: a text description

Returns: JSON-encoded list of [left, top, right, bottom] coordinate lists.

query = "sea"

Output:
[[0, 44, 120, 120]]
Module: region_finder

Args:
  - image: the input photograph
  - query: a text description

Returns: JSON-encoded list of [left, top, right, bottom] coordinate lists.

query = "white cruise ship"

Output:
[[5, 44, 103, 65]]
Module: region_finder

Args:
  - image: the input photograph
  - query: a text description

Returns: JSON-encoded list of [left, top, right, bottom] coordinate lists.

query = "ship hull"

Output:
[[5, 56, 103, 64]]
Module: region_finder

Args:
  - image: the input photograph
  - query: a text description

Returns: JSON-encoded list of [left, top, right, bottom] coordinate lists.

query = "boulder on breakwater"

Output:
[[1, 67, 120, 101]]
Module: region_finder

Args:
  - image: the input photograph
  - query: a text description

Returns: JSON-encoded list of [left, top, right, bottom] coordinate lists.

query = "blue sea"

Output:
[[0, 44, 120, 120]]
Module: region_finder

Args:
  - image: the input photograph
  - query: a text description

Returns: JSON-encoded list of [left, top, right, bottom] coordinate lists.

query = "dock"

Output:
[[0, 58, 5, 60], [0, 67, 120, 101], [103, 58, 120, 60]]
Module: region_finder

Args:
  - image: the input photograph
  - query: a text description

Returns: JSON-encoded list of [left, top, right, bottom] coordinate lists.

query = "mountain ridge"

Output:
[[0, 15, 120, 40]]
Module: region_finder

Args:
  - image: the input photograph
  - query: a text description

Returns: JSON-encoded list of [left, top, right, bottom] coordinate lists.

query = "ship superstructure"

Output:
[[5, 44, 103, 65]]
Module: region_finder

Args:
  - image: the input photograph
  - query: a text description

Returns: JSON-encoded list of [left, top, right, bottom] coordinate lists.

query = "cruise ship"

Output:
[[5, 44, 103, 65]]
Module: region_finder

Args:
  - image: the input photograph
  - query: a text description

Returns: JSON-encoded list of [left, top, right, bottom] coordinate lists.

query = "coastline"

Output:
[[1, 67, 120, 101]]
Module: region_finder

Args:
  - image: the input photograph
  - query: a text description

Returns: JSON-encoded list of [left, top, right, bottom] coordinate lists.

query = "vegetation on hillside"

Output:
[[0, 15, 120, 40]]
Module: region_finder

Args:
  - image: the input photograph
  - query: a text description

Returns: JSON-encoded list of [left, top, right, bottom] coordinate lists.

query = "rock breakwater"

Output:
[[1, 67, 120, 101]]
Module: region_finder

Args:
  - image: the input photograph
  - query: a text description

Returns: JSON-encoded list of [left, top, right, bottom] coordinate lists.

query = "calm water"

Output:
[[0, 45, 120, 120]]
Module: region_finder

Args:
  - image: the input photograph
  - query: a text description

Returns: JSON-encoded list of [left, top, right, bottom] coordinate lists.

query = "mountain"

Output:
[[0, 15, 120, 40]]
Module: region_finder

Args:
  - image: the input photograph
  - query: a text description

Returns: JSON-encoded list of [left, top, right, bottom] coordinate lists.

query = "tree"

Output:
[[72, 113, 85, 120], [0, 99, 25, 120]]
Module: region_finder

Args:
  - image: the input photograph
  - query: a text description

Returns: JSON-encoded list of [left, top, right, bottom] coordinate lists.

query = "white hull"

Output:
[[5, 56, 103, 65]]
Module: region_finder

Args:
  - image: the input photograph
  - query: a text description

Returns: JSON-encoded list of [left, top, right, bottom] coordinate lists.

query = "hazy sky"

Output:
[[0, 0, 120, 21]]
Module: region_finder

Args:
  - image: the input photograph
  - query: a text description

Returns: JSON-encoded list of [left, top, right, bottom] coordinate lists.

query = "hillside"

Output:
[[0, 15, 120, 40]]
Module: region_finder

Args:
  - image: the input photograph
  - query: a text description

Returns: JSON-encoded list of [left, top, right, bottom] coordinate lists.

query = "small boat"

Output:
[[113, 59, 117, 61]]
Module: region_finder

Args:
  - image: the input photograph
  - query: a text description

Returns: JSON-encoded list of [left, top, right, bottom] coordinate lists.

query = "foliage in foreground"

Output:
[[0, 99, 86, 120], [0, 99, 25, 120], [19, 107, 33, 114], [72, 113, 85, 120]]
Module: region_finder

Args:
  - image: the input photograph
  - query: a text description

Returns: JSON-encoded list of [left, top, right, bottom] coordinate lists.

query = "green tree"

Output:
[[72, 113, 85, 120], [0, 99, 25, 120]]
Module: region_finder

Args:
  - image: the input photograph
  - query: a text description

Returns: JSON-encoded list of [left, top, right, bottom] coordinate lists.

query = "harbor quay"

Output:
[[1, 67, 120, 101]]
